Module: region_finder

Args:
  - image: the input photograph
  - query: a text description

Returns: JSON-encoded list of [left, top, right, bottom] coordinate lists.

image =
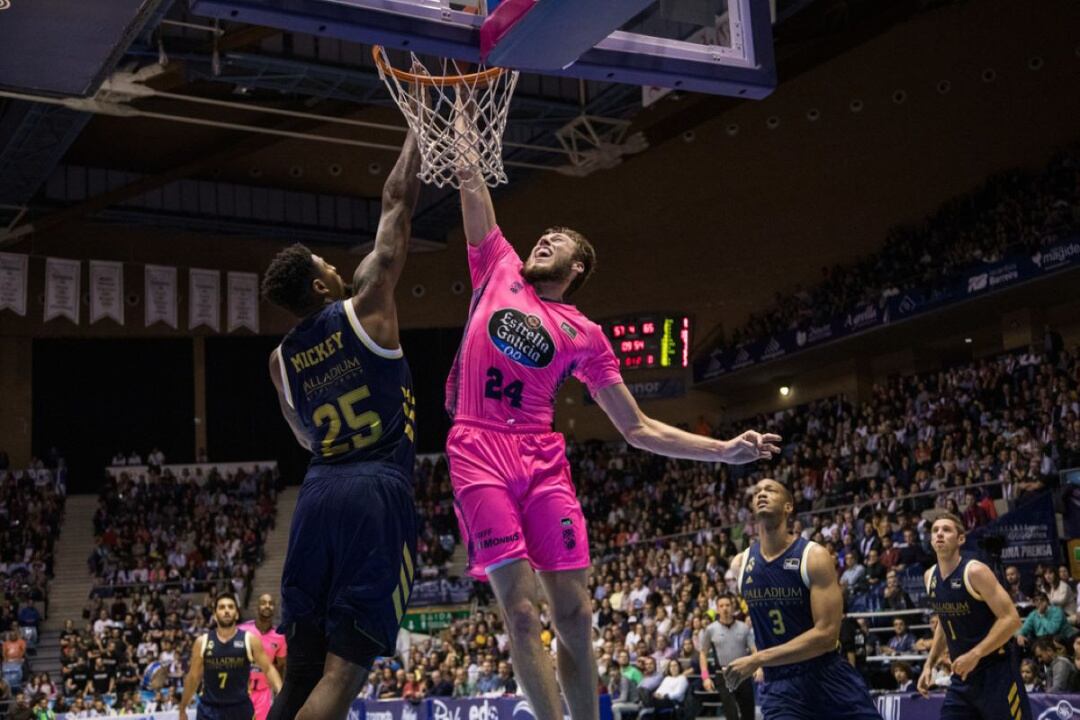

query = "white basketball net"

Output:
[[375, 49, 519, 190]]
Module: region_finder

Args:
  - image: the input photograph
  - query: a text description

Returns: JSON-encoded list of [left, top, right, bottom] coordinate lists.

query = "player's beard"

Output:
[[216, 616, 237, 629], [522, 258, 572, 286]]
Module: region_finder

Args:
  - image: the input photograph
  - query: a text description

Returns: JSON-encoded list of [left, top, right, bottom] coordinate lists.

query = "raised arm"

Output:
[[352, 131, 422, 304], [458, 173, 497, 246], [949, 561, 1022, 681], [249, 634, 283, 694], [453, 101, 497, 245], [593, 383, 780, 463], [722, 544, 841, 688]]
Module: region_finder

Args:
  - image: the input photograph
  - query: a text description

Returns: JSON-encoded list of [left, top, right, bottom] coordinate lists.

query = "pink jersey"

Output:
[[446, 226, 623, 430], [238, 621, 286, 692]]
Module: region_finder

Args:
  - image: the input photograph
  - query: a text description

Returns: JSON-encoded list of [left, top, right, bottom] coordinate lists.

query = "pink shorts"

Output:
[[250, 684, 272, 720], [447, 422, 590, 581]]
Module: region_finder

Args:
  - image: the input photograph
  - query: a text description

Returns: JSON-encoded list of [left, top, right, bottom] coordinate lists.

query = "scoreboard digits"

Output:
[[603, 314, 691, 371]]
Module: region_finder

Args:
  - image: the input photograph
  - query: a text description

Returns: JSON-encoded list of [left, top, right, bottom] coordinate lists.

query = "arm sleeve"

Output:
[[467, 225, 519, 289], [573, 326, 623, 396]]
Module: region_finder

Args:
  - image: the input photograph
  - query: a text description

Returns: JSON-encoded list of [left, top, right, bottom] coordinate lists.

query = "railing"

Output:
[[695, 234, 1080, 381], [596, 476, 1010, 558], [104, 460, 277, 480]]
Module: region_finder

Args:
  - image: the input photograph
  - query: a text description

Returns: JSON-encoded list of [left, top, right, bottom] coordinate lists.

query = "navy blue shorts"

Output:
[[197, 700, 254, 720], [942, 656, 1031, 720], [279, 461, 418, 663], [760, 653, 881, 720]]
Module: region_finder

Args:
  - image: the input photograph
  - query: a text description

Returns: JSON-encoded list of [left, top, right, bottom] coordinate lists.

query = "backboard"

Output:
[[188, 0, 776, 98]]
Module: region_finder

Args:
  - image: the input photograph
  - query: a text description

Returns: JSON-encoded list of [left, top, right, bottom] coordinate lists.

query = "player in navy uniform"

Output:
[[179, 593, 282, 720], [725, 479, 880, 720], [261, 131, 421, 720], [917, 512, 1029, 720]]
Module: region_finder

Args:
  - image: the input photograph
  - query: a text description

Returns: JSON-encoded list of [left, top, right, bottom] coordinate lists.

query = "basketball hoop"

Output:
[[373, 46, 519, 189]]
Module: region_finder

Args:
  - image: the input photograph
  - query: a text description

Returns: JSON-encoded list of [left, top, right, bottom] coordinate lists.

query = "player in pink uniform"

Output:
[[239, 594, 287, 720], [448, 162, 782, 720]]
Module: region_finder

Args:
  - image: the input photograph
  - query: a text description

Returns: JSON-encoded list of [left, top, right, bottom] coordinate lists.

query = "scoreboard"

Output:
[[601, 314, 691, 371]]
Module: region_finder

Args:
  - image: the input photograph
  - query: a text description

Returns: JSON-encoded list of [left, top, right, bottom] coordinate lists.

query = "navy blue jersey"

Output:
[[277, 300, 416, 471], [200, 629, 251, 706], [927, 556, 1009, 668], [739, 537, 830, 680]]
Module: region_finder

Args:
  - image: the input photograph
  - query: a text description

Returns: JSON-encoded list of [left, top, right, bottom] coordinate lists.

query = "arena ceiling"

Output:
[[0, 0, 961, 249]]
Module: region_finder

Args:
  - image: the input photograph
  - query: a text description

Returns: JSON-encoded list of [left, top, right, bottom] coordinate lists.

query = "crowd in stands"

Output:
[[412, 457, 458, 577], [0, 454, 67, 697], [358, 338, 1080, 706], [1, 465, 283, 717], [0, 590, 214, 719], [726, 147, 1080, 351], [87, 465, 279, 605], [7, 337, 1079, 716]]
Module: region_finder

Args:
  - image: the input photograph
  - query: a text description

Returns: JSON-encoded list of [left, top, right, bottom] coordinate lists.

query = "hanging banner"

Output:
[[44, 257, 80, 323], [145, 264, 178, 328], [0, 252, 28, 316], [227, 271, 259, 333], [189, 268, 221, 332], [89, 260, 124, 325]]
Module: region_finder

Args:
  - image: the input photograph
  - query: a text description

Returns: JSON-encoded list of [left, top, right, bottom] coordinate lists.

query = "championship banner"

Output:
[[0, 252, 28, 316], [965, 491, 1058, 577], [189, 268, 221, 332], [227, 271, 259, 333], [145, 264, 178, 328], [875, 692, 1080, 720], [44, 257, 81, 323], [89, 260, 124, 325]]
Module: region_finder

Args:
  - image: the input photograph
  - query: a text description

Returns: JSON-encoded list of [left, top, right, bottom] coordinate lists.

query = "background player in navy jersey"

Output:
[[917, 512, 1029, 720], [260, 131, 421, 720], [725, 479, 880, 720], [179, 594, 282, 720]]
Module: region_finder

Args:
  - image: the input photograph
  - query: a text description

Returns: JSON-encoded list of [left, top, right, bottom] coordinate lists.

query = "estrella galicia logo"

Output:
[[488, 308, 555, 368], [510, 281, 524, 294]]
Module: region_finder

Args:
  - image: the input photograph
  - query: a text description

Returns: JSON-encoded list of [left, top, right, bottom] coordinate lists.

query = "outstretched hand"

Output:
[[721, 431, 782, 464]]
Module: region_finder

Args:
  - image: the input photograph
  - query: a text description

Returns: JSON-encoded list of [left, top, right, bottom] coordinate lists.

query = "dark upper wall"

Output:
[[2, 0, 1077, 344]]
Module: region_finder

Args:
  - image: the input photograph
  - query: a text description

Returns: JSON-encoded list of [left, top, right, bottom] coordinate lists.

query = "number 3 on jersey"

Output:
[[768, 609, 786, 636], [485, 367, 524, 408]]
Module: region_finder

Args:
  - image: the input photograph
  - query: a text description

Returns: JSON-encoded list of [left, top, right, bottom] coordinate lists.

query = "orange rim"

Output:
[[372, 45, 504, 87]]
